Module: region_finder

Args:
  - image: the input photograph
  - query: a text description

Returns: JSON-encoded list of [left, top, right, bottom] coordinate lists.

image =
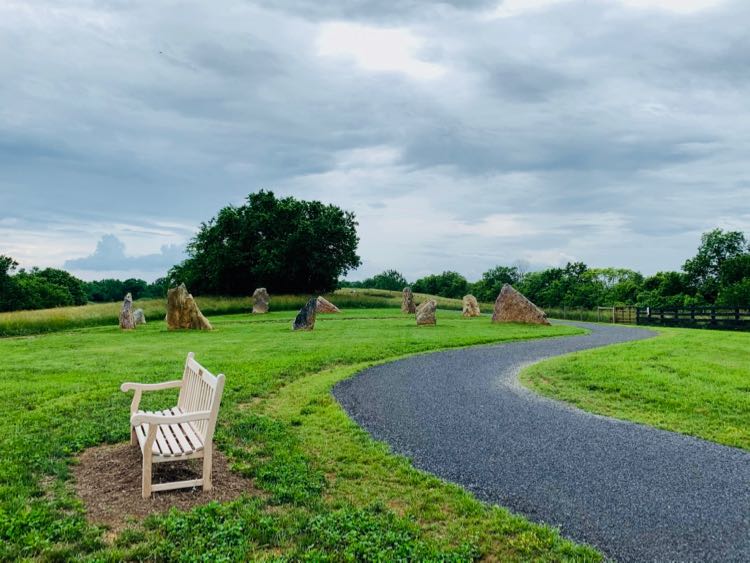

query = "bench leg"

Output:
[[130, 426, 137, 446], [142, 452, 153, 499], [202, 445, 213, 492]]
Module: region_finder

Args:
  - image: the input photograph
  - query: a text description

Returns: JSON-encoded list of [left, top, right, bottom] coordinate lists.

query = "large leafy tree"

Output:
[[682, 229, 748, 301], [170, 191, 361, 294], [412, 271, 469, 299], [470, 265, 522, 302]]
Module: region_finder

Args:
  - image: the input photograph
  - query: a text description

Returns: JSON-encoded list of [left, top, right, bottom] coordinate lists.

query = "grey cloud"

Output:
[[64, 235, 185, 272]]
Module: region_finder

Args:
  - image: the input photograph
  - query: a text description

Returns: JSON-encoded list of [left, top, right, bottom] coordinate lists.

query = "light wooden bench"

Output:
[[121, 352, 225, 498]]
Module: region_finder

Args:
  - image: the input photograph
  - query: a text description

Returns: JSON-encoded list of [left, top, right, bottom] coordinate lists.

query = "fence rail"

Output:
[[546, 305, 750, 330], [636, 307, 750, 330]]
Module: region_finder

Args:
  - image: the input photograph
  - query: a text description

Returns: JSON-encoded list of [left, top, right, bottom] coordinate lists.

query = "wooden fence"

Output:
[[636, 307, 750, 330]]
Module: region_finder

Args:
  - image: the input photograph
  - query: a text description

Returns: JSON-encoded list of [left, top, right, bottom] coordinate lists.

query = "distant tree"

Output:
[[34, 268, 87, 306], [0, 255, 19, 312], [169, 190, 361, 294], [123, 278, 148, 300], [144, 277, 170, 298], [366, 270, 409, 291], [683, 229, 748, 302], [412, 271, 468, 299], [84, 279, 126, 302], [470, 265, 522, 302]]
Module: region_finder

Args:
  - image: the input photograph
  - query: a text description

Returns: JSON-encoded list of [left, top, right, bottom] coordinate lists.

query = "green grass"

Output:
[[521, 327, 750, 450], [0, 289, 492, 338], [0, 308, 598, 561]]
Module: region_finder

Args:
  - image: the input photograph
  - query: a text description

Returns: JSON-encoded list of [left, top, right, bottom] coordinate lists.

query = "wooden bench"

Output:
[[121, 352, 225, 498]]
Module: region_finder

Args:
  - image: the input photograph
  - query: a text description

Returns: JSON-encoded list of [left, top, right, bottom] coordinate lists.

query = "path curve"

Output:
[[333, 322, 750, 562]]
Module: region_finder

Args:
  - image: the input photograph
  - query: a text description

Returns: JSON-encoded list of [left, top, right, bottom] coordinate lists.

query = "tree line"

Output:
[[341, 229, 750, 309], [2, 188, 749, 313]]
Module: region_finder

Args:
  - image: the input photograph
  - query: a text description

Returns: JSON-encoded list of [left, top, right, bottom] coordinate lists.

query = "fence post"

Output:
[[710, 307, 716, 324], [690, 307, 695, 320], [736, 308, 741, 322]]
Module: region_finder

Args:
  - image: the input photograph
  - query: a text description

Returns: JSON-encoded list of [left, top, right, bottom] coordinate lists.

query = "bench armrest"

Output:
[[120, 380, 182, 392], [131, 410, 212, 426]]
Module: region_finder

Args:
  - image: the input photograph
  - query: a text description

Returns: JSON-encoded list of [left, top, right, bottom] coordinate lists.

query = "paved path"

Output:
[[334, 322, 750, 562]]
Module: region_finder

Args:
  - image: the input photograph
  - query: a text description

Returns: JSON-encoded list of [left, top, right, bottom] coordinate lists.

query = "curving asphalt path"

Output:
[[333, 321, 750, 562]]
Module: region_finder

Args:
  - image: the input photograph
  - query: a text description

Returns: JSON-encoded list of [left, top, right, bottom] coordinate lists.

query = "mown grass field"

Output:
[[0, 306, 596, 561], [0, 288, 493, 337], [522, 327, 750, 450]]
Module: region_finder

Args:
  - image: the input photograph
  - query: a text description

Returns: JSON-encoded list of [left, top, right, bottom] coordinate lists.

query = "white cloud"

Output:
[[316, 22, 445, 79]]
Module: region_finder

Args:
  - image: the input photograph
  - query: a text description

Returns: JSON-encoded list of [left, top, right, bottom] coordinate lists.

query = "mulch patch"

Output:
[[73, 442, 261, 533]]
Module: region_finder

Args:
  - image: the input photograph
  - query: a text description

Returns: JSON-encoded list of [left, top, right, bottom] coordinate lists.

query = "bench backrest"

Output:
[[177, 352, 225, 443]]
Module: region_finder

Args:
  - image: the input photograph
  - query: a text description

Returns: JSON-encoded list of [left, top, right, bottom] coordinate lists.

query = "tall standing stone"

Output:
[[416, 299, 437, 326], [252, 287, 270, 314], [401, 287, 416, 314], [119, 293, 136, 330], [166, 284, 213, 330], [492, 284, 550, 325], [292, 298, 317, 331], [316, 296, 340, 313], [462, 295, 481, 317], [133, 308, 147, 325]]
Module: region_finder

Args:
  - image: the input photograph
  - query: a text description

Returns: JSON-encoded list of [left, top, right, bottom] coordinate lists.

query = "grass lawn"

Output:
[[0, 307, 599, 561], [521, 327, 750, 450]]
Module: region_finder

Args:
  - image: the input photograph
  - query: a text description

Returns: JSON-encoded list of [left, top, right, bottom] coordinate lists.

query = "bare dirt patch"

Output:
[[73, 442, 261, 533]]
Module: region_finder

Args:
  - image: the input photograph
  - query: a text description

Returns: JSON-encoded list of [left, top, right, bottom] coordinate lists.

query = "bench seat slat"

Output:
[[134, 408, 204, 457]]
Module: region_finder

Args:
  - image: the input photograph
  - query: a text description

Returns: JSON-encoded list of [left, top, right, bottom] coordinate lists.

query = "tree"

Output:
[[470, 265, 521, 302], [34, 268, 87, 306], [412, 271, 468, 299], [0, 255, 19, 312], [683, 229, 748, 302], [367, 270, 409, 291], [169, 190, 361, 294]]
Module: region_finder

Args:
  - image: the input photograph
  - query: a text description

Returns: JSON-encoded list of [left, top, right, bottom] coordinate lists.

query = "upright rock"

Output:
[[166, 284, 213, 330], [292, 298, 317, 331], [133, 308, 146, 325], [401, 287, 416, 314], [492, 284, 550, 325], [462, 295, 481, 317], [119, 293, 135, 330], [416, 299, 437, 326], [316, 296, 340, 314], [252, 287, 270, 314]]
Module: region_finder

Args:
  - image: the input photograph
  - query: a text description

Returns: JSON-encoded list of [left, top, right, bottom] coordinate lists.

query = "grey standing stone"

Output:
[[133, 308, 146, 325], [292, 298, 317, 331], [252, 287, 270, 314], [119, 293, 136, 330]]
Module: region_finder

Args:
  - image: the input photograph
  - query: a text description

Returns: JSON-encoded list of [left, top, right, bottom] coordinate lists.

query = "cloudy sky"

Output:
[[2, 0, 749, 282]]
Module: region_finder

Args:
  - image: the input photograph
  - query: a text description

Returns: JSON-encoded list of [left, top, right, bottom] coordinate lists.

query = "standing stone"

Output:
[[292, 298, 317, 331], [119, 293, 136, 330], [416, 299, 437, 326], [492, 284, 550, 325], [462, 295, 481, 317], [252, 287, 270, 314], [133, 308, 146, 325], [316, 296, 340, 314], [401, 287, 416, 314], [166, 284, 213, 330]]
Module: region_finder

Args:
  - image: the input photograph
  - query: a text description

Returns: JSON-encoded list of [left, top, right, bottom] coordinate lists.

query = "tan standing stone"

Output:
[[252, 287, 270, 314], [119, 293, 136, 330], [416, 299, 437, 325], [315, 296, 340, 313], [491, 284, 550, 325], [462, 294, 481, 317], [401, 287, 416, 314], [166, 284, 213, 330]]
